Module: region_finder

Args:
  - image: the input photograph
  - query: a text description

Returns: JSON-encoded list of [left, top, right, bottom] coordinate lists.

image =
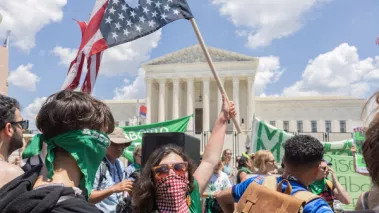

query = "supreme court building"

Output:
[[104, 45, 366, 155]]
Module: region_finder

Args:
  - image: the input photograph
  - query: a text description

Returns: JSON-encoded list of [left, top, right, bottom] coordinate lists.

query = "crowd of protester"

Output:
[[0, 90, 378, 213]]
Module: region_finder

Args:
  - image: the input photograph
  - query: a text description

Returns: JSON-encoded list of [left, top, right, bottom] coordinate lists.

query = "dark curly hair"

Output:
[[284, 135, 324, 169], [132, 144, 195, 213], [0, 95, 20, 129], [362, 91, 379, 186], [36, 90, 115, 139]]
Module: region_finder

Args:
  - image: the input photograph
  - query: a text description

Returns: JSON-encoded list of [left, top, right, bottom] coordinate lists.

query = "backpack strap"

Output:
[[361, 191, 370, 210], [326, 180, 334, 191], [97, 160, 109, 190], [262, 175, 278, 191], [293, 190, 320, 203]]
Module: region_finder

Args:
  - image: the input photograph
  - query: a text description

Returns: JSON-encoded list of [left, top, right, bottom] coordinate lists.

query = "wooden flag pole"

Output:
[[189, 18, 242, 134]]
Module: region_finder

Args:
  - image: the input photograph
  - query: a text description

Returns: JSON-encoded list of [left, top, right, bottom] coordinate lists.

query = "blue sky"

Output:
[[1, 0, 379, 123]]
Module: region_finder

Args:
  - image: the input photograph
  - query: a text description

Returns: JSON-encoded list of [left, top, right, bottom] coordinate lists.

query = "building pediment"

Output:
[[143, 44, 258, 66]]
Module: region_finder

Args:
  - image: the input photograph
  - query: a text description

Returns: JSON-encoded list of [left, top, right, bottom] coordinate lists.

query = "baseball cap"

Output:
[[108, 127, 132, 145], [322, 159, 332, 166]]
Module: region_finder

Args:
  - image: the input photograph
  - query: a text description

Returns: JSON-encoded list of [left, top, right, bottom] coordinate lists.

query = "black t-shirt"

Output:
[[0, 164, 101, 213]]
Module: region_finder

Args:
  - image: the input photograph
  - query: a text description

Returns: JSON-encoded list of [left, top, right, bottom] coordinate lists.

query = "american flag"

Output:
[[61, 0, 193, 94]]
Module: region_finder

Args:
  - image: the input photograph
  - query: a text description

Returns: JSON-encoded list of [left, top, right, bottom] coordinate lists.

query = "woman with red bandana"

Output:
[[132, 95, 236, 213]]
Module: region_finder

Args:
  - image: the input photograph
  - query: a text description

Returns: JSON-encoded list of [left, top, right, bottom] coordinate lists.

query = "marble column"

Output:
[[217, 78, 225, 113], [247, 76, 254, 129], [203, 78, 210, 132], [145, 78, 152, 124], [233, 77, 240, 131], [186, 78, 194, 131], [172, 78, 180, 119], [158, 79, 166, 122]]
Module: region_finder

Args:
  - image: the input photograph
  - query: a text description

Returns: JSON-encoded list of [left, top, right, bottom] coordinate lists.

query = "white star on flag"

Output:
[[139, 16, 146, 23], [123, 29, 130, 36], [164, 4, 170, 11], [148, 20, 156, 27], [143, 7, 149, 14], [115, 22, 121, 30], [135, 25, 142, 33], [112, 0, 119, 5], [161, 13, 167, 20], [118, 13, 125, 20], [146, 0, 153, 5], [173, 9, 180, 16], [112, 32, 118, 39], [152, 11, 158, 17], [105, 16, 112, 24], [121, 4, 127, 11], [109, 7, 116, 14], [130, 10, 136, 18], [168, 0, 173, 2], [155, 1, 162, 8], [126, 20, 132, 27]]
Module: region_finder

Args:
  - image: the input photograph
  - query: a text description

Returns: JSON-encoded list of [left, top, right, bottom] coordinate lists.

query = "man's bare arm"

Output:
[[216, 187, 235, 213]]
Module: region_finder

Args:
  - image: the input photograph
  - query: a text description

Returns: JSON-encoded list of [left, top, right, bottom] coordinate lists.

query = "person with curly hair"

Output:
[[216, 135, 333, 213], [0, 94, 25, 188], [355, 91, 379, 211], [132, 95, 236, 213]]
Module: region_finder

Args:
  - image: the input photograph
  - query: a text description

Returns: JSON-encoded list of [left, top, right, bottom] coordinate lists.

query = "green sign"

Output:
[[353, 127, 368, 174], [323, 154, 371, 210], [252, 119, 354, 162], [121, 115, 192, 161]]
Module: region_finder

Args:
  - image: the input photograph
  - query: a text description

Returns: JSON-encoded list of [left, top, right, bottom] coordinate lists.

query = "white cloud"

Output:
[[101, 30, 161, 76], [51, 46, 77, 66], [8, 64, 40, 91], [283, 43, 379, 97], [23, 97, 47, 131], [114, 68, 146, 100], [212, 0, 331, 48], [52, 30, 162, 78], [255, 56, 284, 96], [0, 0, 67, 51]]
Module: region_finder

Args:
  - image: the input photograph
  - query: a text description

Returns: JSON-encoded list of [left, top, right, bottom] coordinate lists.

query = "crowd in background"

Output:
[[0, 90, 378, 213]]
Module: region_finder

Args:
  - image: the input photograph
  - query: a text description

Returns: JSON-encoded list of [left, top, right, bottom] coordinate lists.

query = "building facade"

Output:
[[0, 46, 8, 95], [104, 45, 366, 155]]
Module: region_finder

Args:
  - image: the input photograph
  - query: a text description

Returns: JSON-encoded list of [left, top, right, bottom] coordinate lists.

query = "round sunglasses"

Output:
[[152, 162, 188, 179]]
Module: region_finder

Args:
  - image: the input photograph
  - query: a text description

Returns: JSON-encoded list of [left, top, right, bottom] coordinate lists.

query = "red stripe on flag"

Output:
[[79, 1, 109, 52], [91, 38, 108, 56], [81, 52, 102, 94]]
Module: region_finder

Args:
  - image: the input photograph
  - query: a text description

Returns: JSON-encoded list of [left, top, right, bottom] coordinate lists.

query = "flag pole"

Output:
[[189, 18, 242, 134]]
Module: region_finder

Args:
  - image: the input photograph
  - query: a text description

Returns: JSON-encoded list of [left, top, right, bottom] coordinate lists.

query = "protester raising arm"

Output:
[[351, 145, 369, 176], [194, 95, 236, 194]]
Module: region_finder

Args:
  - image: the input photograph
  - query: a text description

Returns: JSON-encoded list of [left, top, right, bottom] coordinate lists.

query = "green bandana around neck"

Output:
[[309, 178, 326, 195], [22, 129, 110, 198]]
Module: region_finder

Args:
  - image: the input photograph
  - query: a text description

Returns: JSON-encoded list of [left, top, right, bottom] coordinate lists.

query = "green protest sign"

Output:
[[353, 127, 368, 174], [323, 154, 372, 210], [120, 115, 192, 161], [252, 118, 354, 162]]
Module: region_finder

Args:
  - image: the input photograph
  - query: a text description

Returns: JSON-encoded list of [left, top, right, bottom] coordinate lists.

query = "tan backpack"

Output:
[[235, 176, 320, 213]]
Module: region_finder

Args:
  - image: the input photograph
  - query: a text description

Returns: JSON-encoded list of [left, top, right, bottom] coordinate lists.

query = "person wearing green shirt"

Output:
[[132, 95, 236, 213]]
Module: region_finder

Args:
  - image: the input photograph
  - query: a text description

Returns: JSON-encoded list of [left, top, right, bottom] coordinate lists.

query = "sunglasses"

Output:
[[320, 166, 327, 171], [152, 162, 188, 179], [11, 120, 28, 129]]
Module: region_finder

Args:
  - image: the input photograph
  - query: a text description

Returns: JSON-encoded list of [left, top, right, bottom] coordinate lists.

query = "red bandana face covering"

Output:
[[155, 173, 190, 213]]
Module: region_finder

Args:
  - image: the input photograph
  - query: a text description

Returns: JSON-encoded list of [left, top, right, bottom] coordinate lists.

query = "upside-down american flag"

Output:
[[61, 0, 193, 94]]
